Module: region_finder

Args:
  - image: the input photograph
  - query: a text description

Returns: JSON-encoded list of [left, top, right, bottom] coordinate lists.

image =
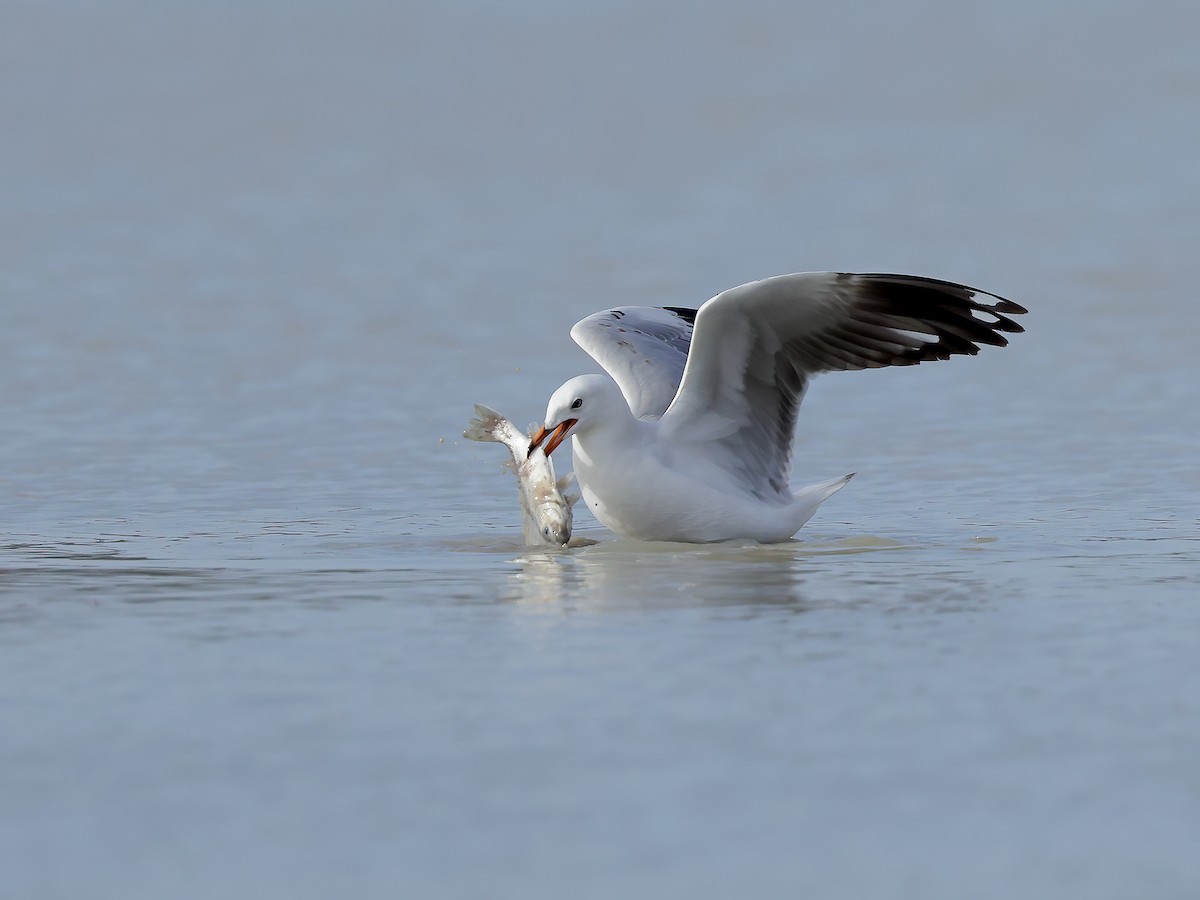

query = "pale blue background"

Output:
[[3, 1, 1198, 897]]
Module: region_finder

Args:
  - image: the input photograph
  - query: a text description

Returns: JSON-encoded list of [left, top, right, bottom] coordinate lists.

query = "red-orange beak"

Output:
[[527, 418, 577, 458]]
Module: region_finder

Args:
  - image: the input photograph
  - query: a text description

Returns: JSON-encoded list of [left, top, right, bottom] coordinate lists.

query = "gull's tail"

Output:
[[804, 472, 855, 501], [788, 473, 855, 534]]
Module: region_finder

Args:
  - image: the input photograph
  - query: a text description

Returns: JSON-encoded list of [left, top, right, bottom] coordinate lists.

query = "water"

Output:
[[3, 0, 1199, 897]]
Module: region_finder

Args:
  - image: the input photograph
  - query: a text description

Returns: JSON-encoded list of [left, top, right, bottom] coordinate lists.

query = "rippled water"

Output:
[[4, 1, 1199, 897]]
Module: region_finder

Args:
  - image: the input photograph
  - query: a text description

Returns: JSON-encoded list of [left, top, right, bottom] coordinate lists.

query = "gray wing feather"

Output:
[[569, 306, 698, 419], [660, 272, 1026, 499]]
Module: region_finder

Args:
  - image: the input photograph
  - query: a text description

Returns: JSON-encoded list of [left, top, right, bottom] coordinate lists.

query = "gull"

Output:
[[528, 272, 1026, 543]]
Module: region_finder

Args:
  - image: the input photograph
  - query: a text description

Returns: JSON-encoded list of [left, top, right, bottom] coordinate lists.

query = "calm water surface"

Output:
[[3, 1, 1199, 898]]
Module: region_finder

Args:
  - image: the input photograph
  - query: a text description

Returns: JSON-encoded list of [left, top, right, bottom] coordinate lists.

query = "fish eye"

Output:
[[571, 398, 583, 409]]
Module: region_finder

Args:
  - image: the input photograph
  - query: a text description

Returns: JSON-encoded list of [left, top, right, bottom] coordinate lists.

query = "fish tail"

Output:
[[463, 404, 506, 443]]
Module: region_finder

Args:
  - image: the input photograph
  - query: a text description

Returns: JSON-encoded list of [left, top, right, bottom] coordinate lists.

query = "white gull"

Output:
[[528, 272, 1026, 543]]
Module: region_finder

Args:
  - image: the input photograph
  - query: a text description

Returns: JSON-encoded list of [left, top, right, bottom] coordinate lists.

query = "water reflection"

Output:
[[504, 534, 996, 615], [505, 539, 815, 612]]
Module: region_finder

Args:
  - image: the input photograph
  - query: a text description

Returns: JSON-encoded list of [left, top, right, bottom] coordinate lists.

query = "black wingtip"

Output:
[[838, 273, 1033, 367], [661, 305, 699, 326], [992, 298, 1028, 315]]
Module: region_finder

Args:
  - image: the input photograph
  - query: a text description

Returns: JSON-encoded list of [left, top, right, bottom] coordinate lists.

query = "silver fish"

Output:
[[464, 404, 579, 547]]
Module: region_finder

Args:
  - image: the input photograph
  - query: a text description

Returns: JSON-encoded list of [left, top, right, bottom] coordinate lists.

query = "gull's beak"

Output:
[[528, 418, 577, 458], [528, 425, 549, 458]]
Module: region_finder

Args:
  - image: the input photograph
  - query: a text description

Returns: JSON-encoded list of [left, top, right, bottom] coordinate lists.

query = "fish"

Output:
[[464, 404, 580, 547]]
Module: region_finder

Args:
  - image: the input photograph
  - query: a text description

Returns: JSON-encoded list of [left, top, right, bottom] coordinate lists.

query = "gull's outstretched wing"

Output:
[[570, 306, 698, 419], [658, 272, 1027, 499]]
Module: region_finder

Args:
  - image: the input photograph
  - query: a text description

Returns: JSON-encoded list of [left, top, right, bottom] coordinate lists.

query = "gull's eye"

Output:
[[571, 398, 583, 410], [543, 527, 551, 536]]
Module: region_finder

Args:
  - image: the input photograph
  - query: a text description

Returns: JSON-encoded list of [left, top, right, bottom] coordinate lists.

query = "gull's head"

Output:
[[528, 374, 620, 458]]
